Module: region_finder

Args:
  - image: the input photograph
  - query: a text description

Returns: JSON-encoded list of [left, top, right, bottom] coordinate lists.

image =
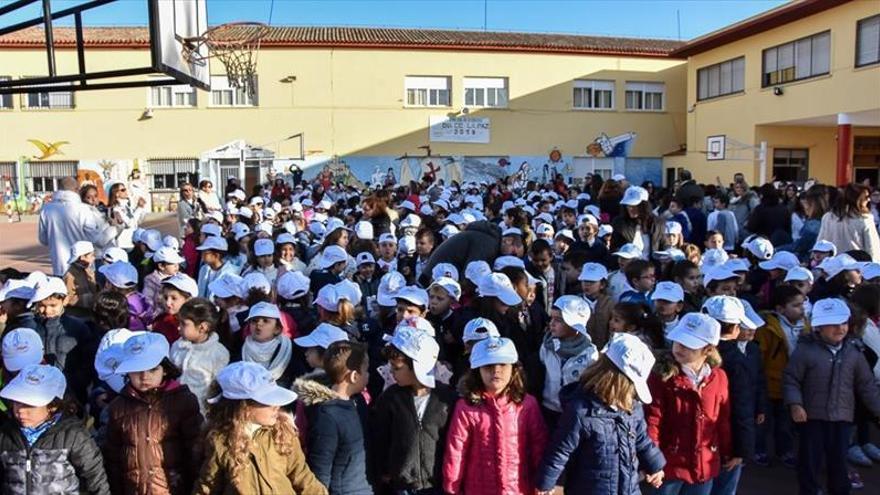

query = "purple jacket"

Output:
[[126, 292, 152, 331]]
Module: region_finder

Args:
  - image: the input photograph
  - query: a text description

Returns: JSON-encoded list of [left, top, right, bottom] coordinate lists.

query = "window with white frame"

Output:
[[149, 84, 197, 107], [625, 81, 665, 111], [0, 162, 16, 183], [405, 76, 451, 107], [857, 14, 880, 67], [762, 31, 830, 87], [29, 161, 77, 192], [572, 80, 614, 110], [0, 77, 11, 109], [697, 57, 745, 101], [21, 79, 73, 109], [463, 77, 508, 108], [148, 158, 199, 190], [210, 76, 257, 106]]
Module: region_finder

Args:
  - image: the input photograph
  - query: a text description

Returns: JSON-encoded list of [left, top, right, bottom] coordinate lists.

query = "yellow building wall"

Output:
[[671, 0, 880, 185], [0, 45, 686, 162]]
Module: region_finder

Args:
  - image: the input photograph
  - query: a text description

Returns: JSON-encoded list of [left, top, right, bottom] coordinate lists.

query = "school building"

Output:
[[0, 0, 878, 210]]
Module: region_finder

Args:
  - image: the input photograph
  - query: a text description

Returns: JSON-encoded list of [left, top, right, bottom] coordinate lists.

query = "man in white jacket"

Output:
[[38, 177, 117, 276]]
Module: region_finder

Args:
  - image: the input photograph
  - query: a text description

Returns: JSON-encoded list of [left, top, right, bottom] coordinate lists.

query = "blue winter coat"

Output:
[[536, 384, 666, 495]]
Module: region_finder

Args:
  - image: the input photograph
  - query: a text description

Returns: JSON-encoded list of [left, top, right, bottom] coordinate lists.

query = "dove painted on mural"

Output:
[[27, 139, 69, 160]]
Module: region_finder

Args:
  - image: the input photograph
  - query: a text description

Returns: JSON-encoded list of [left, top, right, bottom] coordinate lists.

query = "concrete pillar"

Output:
[[837, 113, 853, 186]]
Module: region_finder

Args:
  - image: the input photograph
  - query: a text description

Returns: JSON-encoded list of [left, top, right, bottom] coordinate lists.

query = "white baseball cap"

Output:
[[354, 221, 374, 240], [316, 284, 345, 312], [355, 252, 376, 267], [478, 273, 522, 306], [67, 241, 95, 266], [209, 361, 298, 406], [702, 265, 739, 288], [99, 262, 139, 289], [465, 261, 491, 286], [432, 263, 459, 282], [153, 246, 185, 265], [759, 251, 800, 271], [664, 221, 682, 235], [254, 222, 274, 236], [470, 337, 518, 369], [161, 273, 199, 298], [742, 236, 774, 260], [377, 271, 407, 306], [276, 271, 310, 300], [237, 207, 253, 220], [254, 239, 275, 257], [385, 325, 439, 387], [578, 214, 599, 227], [612, 173, 627, 182], [398, 235, 416, 255], [613, 244, 642, 259], [391, 316, 436, 337], [493, 256, 525, 271], [819, 254, 860, 280], [163, 235, 179, 250], [862, 262, 880, 281], [502, 227, 523, 238], [246, 301, 282, 321], [275, 232, 296, 246], [102, 247, 128, 264], [319, 245, 348, 269], [325, 218, 349, 236], [603, 332, 655, 403], [335, 279, 362, 306], [0, 364, 66, 407], [811, 298, 851, 327], [395, 286, 429, 307], [723, 258, 751, 274], [378, 233, 397, 245], [439, 225, 460, 238], [811, 239, 837, 255], [200, 223, 223, 238], [652, 248, 686, 262], [0, 280, 35, 303], [597, 224, 614, 238], [242, 272, 271, 295], [666, 313, 721, 349], [400, 214, 422, 229], [399, 200, 416, 212], [27, 277, 67, 306], [784, 266, 815, 283], [293, 322, 349, 349], [555, 229, 576, 243], [114, 332, 170, 375], [701, 249, 730, 273], [620, 186, 649, 206], [463, 317, 501, 343], [196, 236, 229, 252], [93, 328, 143, 393], [702, 295, 761, 330], [141, 229, 163, 252], [2, 328, 44, 372], [651, 281, 684, 303], [553, 295, 591, 335], [249, 196, 264, 206], [578, 263, 608, 282], [209, 273, 244, 300], [309, 221, 327, 238], [535, 224, 554, 237], [429, 277, 462, 301]]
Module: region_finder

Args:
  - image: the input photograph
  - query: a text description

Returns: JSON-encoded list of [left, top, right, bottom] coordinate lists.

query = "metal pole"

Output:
[[42, 0, 56, 77], [74, 12, 87, 85], [759, 141, 767, 185]]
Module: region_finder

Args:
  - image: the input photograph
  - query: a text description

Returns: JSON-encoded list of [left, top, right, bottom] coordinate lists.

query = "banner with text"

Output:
[[429, 116, 490, 144]]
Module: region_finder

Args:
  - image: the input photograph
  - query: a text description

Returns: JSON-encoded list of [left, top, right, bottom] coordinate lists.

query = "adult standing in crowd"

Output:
[[747, 183, 791, 246], [198, 179, 222, 214], [106, 182, 147, 250], [176, 182, 202, 238], [38, 177, 117, 275], [674, 169, 704, 210], [610, 185, 663, 257], [728, 179, 759, 243], [362, 193, 394, 236], [778, 187, 827, 260], [818, 183, 880, 260]]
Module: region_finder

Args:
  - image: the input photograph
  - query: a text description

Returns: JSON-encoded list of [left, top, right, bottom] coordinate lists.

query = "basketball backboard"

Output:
[[0, 0, 211, 94], [149, 0, 210, 90]]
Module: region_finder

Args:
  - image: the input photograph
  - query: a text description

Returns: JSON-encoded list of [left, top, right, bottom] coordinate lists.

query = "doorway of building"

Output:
[[772, 148, 809, 183], [854, 136, 880, 187]]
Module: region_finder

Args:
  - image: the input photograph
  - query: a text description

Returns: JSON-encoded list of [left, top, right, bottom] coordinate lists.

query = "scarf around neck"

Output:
[[543, 332, 590, 360], [242, 335, 293, 380]]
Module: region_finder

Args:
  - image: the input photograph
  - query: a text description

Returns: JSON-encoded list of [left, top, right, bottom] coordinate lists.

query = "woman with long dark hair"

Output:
[[779, 187, 827, 260], [176, 181, 202, 238], [107, 182, 146, 250], [610, 186, 663, 257], [746, 183, 791, 245], [817, 183, 880, 260]]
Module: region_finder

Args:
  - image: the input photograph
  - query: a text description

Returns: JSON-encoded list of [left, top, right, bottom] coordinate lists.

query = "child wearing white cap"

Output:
[[376, 233, 399, 274], [194, 362, 325, 495], [276, 233, 308, 275], [426, 277, 461, 355], [370, 326, 457, 493], [62, 240, 97, 320], [196, 236, 238, 300], [27, 277, 93, 383], [784, 298, 880, 495], [618, 259, 656, 307], [0, 364, 110, 493], [151, 273, 199, 344], [169, 298, 230, 414], [241, 302, 296, 387], [2, 327, 45, 387], [353, 252, 380, 313], [644, 313, 732, 493], [104, 332, 202, 494], [534, 296, 598, 428], [142, 245, 185, 316], [443, 337, 547, 495], [650, 281, 685, 339], [536, 333, 665, 494], [240, 238, 279, 286]]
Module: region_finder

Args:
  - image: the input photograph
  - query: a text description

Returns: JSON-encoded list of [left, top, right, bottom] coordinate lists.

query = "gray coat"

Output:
[[783, 334, 880, 422]]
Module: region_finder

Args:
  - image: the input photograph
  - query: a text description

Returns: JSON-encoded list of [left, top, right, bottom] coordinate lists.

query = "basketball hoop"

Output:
[[180, 22, 270, 97]]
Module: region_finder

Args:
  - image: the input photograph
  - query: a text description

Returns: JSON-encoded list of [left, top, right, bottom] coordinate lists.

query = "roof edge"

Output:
[[671, 0, 851, 57]]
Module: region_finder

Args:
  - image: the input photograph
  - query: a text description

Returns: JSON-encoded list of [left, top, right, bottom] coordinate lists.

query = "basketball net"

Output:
[[181, 22, 269, 98]]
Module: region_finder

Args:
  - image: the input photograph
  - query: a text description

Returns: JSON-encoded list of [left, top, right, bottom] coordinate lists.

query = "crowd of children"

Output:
[[0, 172, 879, 495]]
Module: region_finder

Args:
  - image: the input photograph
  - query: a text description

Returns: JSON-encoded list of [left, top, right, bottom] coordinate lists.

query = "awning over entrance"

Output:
[[201, 140, 276, 193]]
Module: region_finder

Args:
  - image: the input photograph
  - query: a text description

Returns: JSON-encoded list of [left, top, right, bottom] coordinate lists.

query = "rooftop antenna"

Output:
[[676, 9, 681, 40], [483, 0, 487, 31]]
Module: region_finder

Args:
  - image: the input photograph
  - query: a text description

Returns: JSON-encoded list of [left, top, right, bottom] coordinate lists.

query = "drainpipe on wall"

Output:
[[837, 113, 853, 186]]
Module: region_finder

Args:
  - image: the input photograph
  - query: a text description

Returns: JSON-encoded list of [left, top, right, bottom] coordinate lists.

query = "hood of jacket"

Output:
[[464, 220, 501, 241], [291, 369, 342, 406], [51, 189, 81, 205], [653, 348, 722, 382]]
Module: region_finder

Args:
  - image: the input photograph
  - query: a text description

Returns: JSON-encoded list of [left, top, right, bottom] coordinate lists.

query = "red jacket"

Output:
[[152, 312, 180, 345], [443, 393, 547, 495], [645, 364, 731, 484]]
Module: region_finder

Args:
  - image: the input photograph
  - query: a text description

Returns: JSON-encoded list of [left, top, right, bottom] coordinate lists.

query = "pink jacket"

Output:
[[442, 393, 547, 495]]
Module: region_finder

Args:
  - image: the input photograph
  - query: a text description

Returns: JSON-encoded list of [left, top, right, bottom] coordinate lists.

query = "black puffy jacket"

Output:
[[0, 415, 110, 494], [418, 221, 501, 287]]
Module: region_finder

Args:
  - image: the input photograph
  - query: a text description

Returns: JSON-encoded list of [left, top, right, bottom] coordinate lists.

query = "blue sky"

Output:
[[3, 0, 788, 40]]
